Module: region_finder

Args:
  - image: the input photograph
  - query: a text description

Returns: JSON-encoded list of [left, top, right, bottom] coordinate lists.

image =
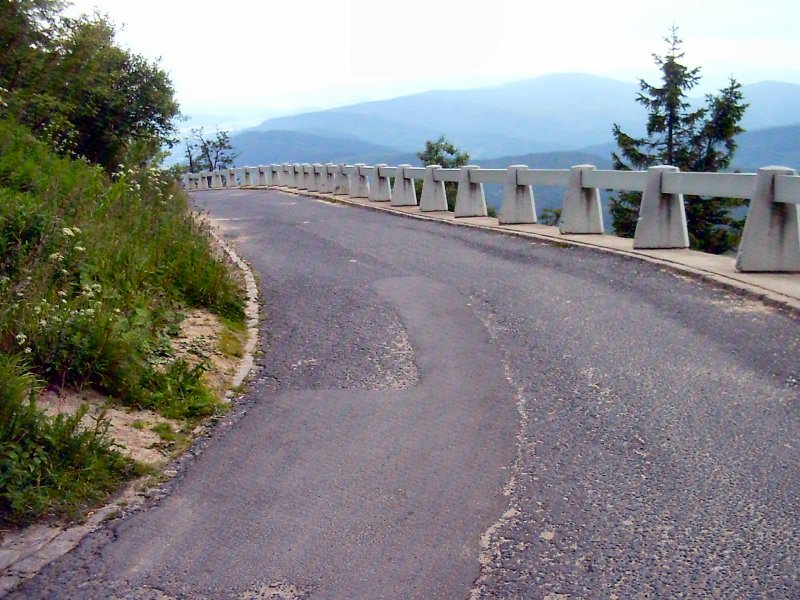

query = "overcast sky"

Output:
[[66, 0, 800, 122]]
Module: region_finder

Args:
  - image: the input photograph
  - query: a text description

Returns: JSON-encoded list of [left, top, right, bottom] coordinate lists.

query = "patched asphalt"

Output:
[[10, 189, 799, 599]]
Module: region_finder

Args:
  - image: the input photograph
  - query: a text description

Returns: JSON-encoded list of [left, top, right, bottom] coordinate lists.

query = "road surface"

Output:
[[12, 189, 799, 598]]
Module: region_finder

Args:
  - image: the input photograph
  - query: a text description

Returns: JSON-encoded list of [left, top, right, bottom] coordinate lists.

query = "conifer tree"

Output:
[[610, 28, 748, 253]]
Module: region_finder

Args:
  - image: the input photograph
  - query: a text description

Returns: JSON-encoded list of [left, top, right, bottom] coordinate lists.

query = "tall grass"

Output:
[[0, 354, 142, 524], [0, 118, 246, 523]]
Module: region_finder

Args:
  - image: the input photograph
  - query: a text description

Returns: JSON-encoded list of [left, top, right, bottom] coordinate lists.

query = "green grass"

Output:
[[218, 315, 247, 358], [0, 118, 247, 524], [0, 354, 143, 525]]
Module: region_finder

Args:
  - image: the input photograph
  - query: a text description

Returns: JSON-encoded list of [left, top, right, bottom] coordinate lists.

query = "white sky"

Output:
[[65, 0, 800, 121]]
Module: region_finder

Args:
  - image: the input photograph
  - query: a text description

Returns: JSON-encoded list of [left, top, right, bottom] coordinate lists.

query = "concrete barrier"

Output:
[[334, 163, 350, 195], [391, 164, 417, 207], [737, 167, 800, 272], [190, 161, 800, 273], [370, 164, 392, 202], [420, 165, 448, 212], [499, 165, 536, 224], [353, 164, 370, 198], [454, 166, 487, 218], [560, 165, 603, 234]]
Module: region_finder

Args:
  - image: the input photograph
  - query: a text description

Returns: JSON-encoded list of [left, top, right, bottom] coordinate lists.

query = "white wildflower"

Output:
[[62, 227, 75, 237], [15, 333, 27, 344]]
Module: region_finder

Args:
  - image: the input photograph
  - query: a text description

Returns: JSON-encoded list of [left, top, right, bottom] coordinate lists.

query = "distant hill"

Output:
[[732, 125, 800, 170], [469, 150, 612, 170], [228, 74, 800, 171], [250, 73, 646, 155], [573, 125, 800, 172], [230, 130, 406, 166], [739, 82, 800, 131], [248, 75, 800, 150]]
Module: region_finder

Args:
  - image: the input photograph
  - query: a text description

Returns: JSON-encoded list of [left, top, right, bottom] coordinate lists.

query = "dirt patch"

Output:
[[34, 307, 247, 468], [171, 308, 247, 400], [37, 389, 181, 467]]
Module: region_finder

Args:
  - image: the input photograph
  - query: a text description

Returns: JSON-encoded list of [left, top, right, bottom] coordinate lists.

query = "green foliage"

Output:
[[610, 28, 748, 254], [0, 353, 142, 525], [539, 207, 562, 226], [140, 360, 219, 420], [417, 135, 470, 168], [416, 136, 470, 211], [0, 119, 244, 419], [184, 127, 239, 173], [0, 2, 179, 171]]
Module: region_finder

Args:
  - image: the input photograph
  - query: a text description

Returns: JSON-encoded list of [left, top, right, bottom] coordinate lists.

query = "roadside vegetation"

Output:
[[0, 120, 245, 525], [416, 136, 498, 218], [611, 27, 748, 253], [0, 2, 247, 526]]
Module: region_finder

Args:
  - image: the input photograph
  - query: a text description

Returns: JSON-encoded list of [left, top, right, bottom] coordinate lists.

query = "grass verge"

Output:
[[0, 118, 246, 525]]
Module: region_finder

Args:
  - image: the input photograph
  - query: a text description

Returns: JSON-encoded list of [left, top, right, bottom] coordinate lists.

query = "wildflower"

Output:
[[49, 252, 64, 262], [24, 347, 32, 354], [62, 227, 75, 237], [75, 245, 86, 252], [39, 320, 47, 327], [15, 333, 27, 344], [57, 290, 67, 297]]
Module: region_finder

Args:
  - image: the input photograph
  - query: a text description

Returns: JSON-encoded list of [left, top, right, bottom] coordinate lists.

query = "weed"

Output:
[[0, 119, 246, 525], [150, 422, 179, 442], [0, 354, 142, 525], [218, 316, 246, 358]]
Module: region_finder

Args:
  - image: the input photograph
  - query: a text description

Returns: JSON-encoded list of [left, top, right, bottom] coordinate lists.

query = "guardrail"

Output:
[[184, 162, 800, 273]]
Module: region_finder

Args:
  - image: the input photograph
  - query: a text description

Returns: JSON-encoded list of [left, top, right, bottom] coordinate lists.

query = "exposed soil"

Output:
[[34, 307, 247, 468]]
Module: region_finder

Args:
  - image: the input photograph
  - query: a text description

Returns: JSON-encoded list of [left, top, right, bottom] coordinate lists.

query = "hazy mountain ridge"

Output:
[[230, 73, 800, 171]]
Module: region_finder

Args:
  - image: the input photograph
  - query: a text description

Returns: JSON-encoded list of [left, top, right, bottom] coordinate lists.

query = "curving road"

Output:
[[12, 189, 799, 599]]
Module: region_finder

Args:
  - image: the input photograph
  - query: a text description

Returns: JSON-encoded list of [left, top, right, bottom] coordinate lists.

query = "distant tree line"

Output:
[[0, 0, 180, 171]]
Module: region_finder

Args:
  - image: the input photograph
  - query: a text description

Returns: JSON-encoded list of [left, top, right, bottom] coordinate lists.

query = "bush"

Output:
[[0, 119, 244, 416], [0, 354, 141, 525], [0, 118, 247, 524]]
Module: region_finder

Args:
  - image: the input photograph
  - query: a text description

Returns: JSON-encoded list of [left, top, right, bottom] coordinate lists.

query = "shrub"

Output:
[[0, 354, 141, 525]]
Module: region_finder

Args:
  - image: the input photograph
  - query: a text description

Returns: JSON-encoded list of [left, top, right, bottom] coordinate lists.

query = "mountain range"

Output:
[[228, 73, 800, 172]]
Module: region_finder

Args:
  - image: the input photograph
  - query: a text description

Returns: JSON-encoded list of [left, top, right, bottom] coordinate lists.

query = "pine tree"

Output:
[[610, 28, 748, 254]]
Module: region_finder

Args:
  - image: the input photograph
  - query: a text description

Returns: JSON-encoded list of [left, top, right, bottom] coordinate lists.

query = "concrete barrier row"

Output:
[[184, 162, 800, 273]]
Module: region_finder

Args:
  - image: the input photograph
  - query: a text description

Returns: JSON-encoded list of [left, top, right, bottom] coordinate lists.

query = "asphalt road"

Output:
[[12, 189, 799, 599]]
